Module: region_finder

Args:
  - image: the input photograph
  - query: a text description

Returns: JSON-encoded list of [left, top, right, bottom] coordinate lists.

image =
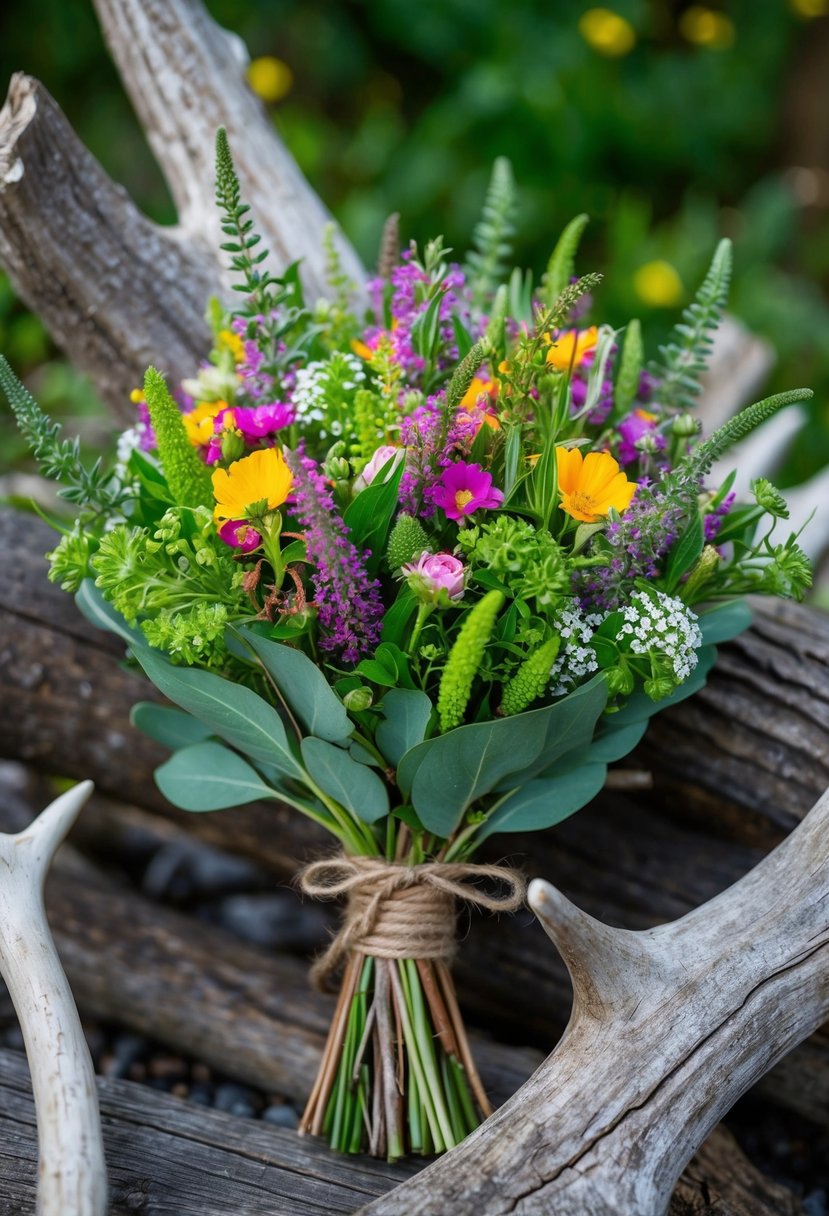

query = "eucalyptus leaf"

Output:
[[376, 689, 434, 766], [609, 646, 718, 727], [135, 648, 305, 780], [234, 626, 351, 743], [697, 600, 752, 646], [130, 702, 213, 751], [477, 763, 607, 840], [155, 741, 278, 812], [301, 736, 390, 823]]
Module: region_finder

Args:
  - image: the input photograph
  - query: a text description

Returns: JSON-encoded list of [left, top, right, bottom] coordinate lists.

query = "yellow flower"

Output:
[[459, 376, 496, 409], [129, 388, 145, 404], [791, 0, 829, 16], [212, 447, 293, 526], [351, 338, 375, 361], [546, 326, 599, 371], [578, 8, 636, 57], [217, 329, 246, 364], [183, 401, 227, 448], [633, 261, 683, 308], [679, 6, 735, 48], [247, 56, 293, 104], [556, 446, 636, 524]]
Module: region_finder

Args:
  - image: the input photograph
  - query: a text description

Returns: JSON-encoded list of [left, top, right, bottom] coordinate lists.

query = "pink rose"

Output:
[[403, 552, 466, 602], [354, 445, 403, 492]]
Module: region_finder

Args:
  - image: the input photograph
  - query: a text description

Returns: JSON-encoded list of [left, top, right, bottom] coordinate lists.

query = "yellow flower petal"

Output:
[[556, 446, 636, 523], [212, 446, 293, 526]]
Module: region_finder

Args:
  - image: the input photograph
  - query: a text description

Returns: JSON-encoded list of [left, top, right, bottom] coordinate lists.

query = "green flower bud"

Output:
[[343, 686, 374, 712], [500, 636, 561, 716], [143, 367, 214, 509], [644, 675, 675, 701], [682, 544, 720, 602], [672, 413, 701, 438], [326, 456, 352, 481], [387, 513, 430, 571], [605, 666, 635, 697], [437, 590, 505, 732], [221, 429, 246, 463]]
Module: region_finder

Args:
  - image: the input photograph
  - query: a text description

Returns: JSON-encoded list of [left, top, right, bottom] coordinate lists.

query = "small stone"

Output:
[[262, 1103, 299, 1129], [214, 1082, 260, 1118]]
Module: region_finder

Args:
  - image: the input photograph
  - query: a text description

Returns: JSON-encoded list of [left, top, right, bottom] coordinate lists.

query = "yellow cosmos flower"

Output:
[[212, 447, 293, 526], [183, 401, 227, 448], [546, 326, 599, 371], [556, 446, 636, 524], [459, 376, 496, 409]]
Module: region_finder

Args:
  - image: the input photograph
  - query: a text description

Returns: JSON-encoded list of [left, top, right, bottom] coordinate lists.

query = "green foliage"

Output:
[[342, 458, 405, 576], [437, 589, 504, 731], [300, 736, 389, 823], [613, 318, 643, 416], [141, 602, 230, 668], [47, 525, 94, 592], [155, 740, 279, 811], [386, 513, 429, 570], [542, 214, 589, 305], [683, 389, 814, 482], [476, 763, 607, 839], [375, 688, 433, 766], [650, 239, 732, 411], [458, 517, 570, 614], [130, 702, 213, 751], [215, 126, 275, 307], [143, 368, 213, 509], [445, 341, 487, 410], [466, 157, 516, 311], [0, 356, 125, 515], [751, 477, 789, 519]]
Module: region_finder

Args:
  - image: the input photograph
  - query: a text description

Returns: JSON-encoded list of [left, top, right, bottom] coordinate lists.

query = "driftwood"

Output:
[[364, 791, 829, 1216], [0, 1049, 801, 1216]]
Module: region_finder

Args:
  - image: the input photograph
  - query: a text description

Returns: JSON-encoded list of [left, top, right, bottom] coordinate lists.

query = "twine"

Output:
[[299, 855, 526, 990]]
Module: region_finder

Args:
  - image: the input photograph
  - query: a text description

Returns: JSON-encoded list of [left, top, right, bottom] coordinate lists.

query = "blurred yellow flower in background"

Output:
[[184, 401, 228, 447], [790, 0, 829, 15], [578, 9, 636, 57], [633, 261, 684, 308], [680, 7, 736, 49], [546, 326, 599, 371], [247, 56, 294, 104]]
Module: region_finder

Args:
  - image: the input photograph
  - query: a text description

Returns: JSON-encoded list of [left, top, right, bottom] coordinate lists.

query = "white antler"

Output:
[[0, 780, 107, 1216]]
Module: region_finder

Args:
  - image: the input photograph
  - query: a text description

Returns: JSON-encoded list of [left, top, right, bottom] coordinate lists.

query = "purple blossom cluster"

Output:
[[704, 491, 736, 542], [286, 448, 383, 663], [574, 489, 684, 613]]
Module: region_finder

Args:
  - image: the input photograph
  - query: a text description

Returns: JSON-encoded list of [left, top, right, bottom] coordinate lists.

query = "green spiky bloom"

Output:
[[387, 514, 430, 571], [680, 545, 720, 603], [143, 367, 213, 509], [437, 590, 504, 732], [500, 636, 562, 717], [445, 341, 487, 411], [466, 157, 516, 310]]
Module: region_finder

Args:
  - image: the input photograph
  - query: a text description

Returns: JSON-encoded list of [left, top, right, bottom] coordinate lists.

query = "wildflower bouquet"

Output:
[[2, 136, 813, 1162]]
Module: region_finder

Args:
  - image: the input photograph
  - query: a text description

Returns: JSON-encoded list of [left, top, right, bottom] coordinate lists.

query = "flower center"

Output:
[[454, 489, 474, 511], [570, 492, 597, 517]]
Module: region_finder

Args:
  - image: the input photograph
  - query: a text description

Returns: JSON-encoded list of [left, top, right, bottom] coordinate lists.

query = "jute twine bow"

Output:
[[299, 855, 527, 991]]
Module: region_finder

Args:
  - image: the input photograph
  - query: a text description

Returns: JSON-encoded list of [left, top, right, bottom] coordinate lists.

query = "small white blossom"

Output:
[[550, 607, 603, 694], [618, 590, 702, 682]]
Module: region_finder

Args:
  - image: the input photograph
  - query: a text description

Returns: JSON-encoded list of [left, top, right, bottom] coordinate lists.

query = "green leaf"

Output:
[[155, 741, 278, 811], [610, 646, 718, 726], [75, 579, 144, 647], [356, 659, 398, 688], [613, 318, 643, 417], [477, 763, 607, 839], [376, 689, 434, 766], [234, 627, 351, 743], [697, 600, 752, 646], [403, 674, 608, 835], [135, 648, 306, 780], [585, 719, 648, 763], [664, 513, 705, 592], [381, 593, 417, 647], [301, 736, 390, 823], [410, 290, 444, 360], [543, 213, 589, 303], [343, 461, 404, 576], [130, 702, 213, 751]]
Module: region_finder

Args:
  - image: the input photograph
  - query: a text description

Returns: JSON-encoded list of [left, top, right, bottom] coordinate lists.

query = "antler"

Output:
[[0, 781, 106, 1216], [363, 787, 829, 1215]]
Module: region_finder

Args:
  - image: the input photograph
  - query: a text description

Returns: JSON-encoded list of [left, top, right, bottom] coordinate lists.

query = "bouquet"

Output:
[[2, 133, 813, 1161]]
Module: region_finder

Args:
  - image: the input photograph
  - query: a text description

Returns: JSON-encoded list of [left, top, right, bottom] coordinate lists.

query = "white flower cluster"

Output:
[[617, 590, 702, 681], [292, 351, 367, 435], [549, 607, 603, 694]]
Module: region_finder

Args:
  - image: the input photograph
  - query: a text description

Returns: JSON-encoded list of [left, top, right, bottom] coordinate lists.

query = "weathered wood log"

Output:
[[364, 789, 829, 1216], [0, 75, 215, 422], [0, 1049, 800, 1216], [0, 2, 366, 417]]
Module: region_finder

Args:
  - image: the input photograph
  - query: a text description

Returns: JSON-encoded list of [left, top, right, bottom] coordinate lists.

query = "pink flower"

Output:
[[218, 519, 262, 553], [354, 445, 404, 492], [403, 552, 467, 602], [618, 409, 660, 466], [233, 402, 295, 440], [430, 461, 504, 522]]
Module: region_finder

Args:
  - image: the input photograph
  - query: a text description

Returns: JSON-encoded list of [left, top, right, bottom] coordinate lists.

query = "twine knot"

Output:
[[299, 855, 526, 990]]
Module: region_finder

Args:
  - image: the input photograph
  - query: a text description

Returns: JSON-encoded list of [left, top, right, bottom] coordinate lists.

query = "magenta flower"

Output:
[[218, 519, 262, 553], [430, 461, 504, 522], [234, 402, 295, 440], [403, 552, 466, 603], [618, 409, 660, 466]]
